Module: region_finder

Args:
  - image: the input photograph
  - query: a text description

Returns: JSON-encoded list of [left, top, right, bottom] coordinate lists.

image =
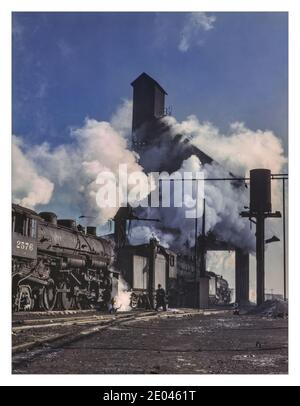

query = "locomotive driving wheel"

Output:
[[59, 281, 74, 310], [74, 293, 89, 309], [130, 292, 138, 309], [41, 279, 57, 310]]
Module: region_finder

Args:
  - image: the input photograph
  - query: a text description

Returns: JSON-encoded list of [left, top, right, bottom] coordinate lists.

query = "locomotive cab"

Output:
[[12, 204, 38, 260]]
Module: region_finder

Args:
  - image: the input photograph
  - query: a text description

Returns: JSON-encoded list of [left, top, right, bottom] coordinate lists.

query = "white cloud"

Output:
[[110, 99, 133, 142], [139, 114, 287, 252], [12, 136, 54, 209], [163, 115, 287, 178], [12, 100, 151, 223], [178, 12, 216, 52]]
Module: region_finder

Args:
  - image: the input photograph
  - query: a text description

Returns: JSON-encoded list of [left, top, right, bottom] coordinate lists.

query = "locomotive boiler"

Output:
[[12, 204, 115, 311]]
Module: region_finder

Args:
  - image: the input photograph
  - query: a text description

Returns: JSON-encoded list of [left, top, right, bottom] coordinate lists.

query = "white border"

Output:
[[0, 0, 298, 386]]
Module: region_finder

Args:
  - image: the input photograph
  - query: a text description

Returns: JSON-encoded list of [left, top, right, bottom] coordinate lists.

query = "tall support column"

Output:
[[235, 249, 250, 305], [148, 238, 157, 309], [199, 198, 206, 278], [194, 212, 198, 308], [256, 214, 265, 305], [241, 169, 283, 307], [282, 178, 287, 301], [198, 199, 209, 309]]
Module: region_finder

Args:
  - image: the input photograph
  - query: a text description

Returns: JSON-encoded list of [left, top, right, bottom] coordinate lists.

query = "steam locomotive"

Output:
[[208, 272, 232, 305], [12, 204, 115, 312], [12, 203, 232, 312]]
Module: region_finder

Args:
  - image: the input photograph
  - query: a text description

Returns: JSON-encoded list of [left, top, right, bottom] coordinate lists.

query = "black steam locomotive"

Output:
[[12, 203, 233, 312], [12, 204, 115, 312], [208, 272, 232, 305]]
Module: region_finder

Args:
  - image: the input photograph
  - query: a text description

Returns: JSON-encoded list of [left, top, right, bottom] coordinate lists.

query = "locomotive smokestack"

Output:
[[57, 219, 76, 230], [39, 212, 57, 225], [87, 226, 97, 236]]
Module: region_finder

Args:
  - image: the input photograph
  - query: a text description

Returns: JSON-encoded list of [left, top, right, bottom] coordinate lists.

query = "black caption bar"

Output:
[[0, 386, 293, 400]]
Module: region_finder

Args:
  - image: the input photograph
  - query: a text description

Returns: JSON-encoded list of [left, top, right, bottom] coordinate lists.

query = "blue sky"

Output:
[[12, 12, 288, 295], [12, 12, 288, 153]]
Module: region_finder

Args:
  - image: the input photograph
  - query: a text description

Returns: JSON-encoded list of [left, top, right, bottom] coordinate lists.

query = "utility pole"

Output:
[[194, 180, 200, 308], [194, 214, 198, 308], [256, 212, 265, 306], [149, 237, 158, 309], [195, 198, 207, 307], [282, 178, 287, 301], [199, 198, 206, 277]]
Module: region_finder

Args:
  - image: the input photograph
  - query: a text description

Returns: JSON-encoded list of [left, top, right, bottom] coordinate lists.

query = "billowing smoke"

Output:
[[130, 152, 252, 251], [12, 99, 286, 259], [12, 100, 152, 225], [164, 116, 286, 175], [12, 136, 54, 209], [130, 155, 208, 249], [135, 157, 254, 252], [201, 161, 255, 251], [164, 115, 286, 210], [174, 116, 286, 255], [128, 225, 175, 248], [129, 115, 286, 253], [110, 99, 133, 142], [114, 276, 132, 311]]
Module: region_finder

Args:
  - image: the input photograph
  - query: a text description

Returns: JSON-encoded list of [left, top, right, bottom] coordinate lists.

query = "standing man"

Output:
[[155, 284, 167, 311]]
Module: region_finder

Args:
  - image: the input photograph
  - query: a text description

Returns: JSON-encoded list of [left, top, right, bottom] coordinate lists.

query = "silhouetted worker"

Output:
[[155, 284, 166, 311], [233, 302, 240, 316], [108, 297, 114, 314]]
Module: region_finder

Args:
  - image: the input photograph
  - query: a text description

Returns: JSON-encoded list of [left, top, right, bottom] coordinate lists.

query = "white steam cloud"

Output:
[[128, 225, 175, 248], [164, 115, 287, 215], [114, 276, 132, 311], [12, 136, 54, 209], [164, 116, 286, 176], [129, 115, 286, 253], [13, 100, 151, 224], [110, 99, 133, 142], [12, 99, 286, 260], [179, 12, 216, 52]]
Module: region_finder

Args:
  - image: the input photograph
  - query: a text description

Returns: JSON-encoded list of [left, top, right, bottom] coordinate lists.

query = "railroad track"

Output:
[[12, 309, 113, 324], [12, 309, 200, 357], [12, 311, 136, 330]]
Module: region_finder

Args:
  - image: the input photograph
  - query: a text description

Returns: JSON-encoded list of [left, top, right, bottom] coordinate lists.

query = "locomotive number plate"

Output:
[[16, 240, 34, 251]]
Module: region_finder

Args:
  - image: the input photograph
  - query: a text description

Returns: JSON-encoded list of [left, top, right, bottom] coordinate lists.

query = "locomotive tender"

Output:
[[12, 204, 115, 311], [117, 240, 178, 308]]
